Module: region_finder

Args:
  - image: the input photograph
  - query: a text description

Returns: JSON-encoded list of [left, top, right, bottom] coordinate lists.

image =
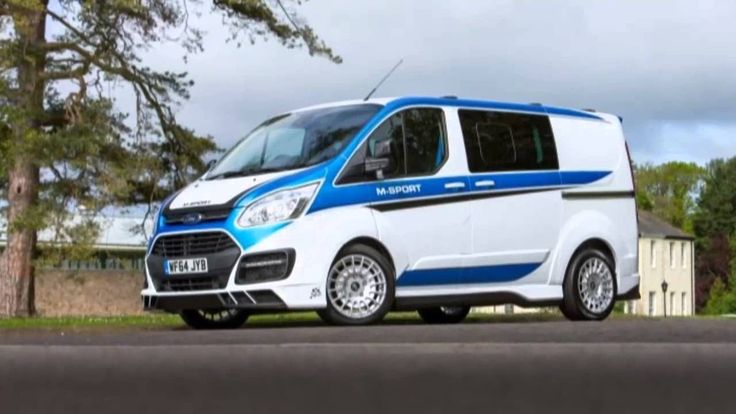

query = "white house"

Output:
[[625, 210, 695, 317]]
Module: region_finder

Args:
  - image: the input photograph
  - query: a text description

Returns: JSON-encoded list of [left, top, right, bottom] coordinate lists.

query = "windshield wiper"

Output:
[[206, 167, 291, 181]]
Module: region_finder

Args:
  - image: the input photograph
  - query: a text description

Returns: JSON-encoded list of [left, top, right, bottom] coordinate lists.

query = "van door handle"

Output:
[[475, 180, 496, 188], [444, 182, 466, 190]]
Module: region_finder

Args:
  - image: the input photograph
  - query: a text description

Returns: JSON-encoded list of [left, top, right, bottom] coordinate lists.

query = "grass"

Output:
[[0, 310, 572, 331], [0, 314, 183, 330]]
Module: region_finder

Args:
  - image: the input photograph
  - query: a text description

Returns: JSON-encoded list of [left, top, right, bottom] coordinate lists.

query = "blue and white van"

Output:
[[142, 96, 640, 329]]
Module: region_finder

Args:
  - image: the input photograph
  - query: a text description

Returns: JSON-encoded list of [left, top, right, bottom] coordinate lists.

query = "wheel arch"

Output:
[[551, 210, 622, 286], [336, 236, 396, 275], [564, 238, 616, 283]]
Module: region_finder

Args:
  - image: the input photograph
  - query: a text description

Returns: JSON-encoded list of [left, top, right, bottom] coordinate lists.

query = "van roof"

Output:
[[292, 96, 615, 122]]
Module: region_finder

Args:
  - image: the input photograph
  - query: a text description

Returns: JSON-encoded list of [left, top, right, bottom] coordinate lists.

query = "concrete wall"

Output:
[[35, 270, 144, 317]]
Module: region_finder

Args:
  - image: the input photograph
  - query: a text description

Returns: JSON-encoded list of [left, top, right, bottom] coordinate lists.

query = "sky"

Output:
[[126, 0, 735, 166]]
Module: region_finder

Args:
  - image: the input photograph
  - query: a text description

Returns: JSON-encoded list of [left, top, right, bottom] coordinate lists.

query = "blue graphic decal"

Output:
[[382, 97, 604, 122], [309, 170, 612, 214], [309, 176, 469, 212], [397, 263, 543, 287], [559, 170, 611, 185]]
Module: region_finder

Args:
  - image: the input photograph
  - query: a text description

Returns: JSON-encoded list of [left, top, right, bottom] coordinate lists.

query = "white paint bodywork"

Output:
[[142, 101, 639, 310]]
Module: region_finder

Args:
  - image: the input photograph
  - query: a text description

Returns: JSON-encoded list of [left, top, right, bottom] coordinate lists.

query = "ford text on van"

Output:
[[141, 96, 639, 329]]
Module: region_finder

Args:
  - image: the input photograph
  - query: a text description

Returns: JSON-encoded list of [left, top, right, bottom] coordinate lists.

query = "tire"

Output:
[[180, 309, 250, 330], [560, 248, 617, 321], [418, 306, 471, 324], [317, 244, 395, 326]]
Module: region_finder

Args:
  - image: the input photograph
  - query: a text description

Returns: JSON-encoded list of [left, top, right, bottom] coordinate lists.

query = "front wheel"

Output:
[[180, 309, 250, 330], [560, 248, 617, 321], [418, 306, 471, 324], [317, 244, 395, 326]]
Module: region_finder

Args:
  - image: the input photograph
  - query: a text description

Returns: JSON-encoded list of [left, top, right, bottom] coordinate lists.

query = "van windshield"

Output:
[[207, 104, 382, 180]]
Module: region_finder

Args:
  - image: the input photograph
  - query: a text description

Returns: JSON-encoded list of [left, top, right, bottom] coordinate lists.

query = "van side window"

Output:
[[458, 110, 558, 172], [338, 108, 447, 184]]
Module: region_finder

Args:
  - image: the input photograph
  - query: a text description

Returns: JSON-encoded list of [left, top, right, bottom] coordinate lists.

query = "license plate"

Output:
[[165, 258, 208, 275]]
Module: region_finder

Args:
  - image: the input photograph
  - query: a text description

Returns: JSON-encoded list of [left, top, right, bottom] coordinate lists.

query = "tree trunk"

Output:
[[0, 3, 47, 317]]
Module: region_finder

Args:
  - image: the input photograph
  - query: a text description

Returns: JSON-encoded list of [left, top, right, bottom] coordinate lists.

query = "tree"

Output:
[[634, 161, 704, 232], [702, 235, 736, 315], [0, 0, 340, 317], [692, 157, 736, 310]]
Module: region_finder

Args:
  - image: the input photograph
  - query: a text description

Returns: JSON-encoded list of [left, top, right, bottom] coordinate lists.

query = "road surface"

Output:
[[1, 318, 735, 413]]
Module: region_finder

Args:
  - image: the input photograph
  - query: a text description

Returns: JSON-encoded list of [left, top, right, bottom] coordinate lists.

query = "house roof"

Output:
[[638, 210, 694, 240]]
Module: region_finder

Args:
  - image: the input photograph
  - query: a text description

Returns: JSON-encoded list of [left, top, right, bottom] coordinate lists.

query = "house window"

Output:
[[681, 293, 687, 315], [669, 242, 675, 268], [681, 243, 687, 268], [504, 304, 514, 315], [670, 292, 676, 315], [650, 240, 657, 268], [648, 292, 656, 316]]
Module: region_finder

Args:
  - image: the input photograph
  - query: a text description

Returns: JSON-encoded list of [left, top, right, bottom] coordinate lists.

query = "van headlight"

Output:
[[237, 183, 318, 228]]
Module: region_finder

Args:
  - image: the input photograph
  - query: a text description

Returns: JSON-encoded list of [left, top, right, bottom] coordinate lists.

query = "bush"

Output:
[[703, 274, 736, 315]]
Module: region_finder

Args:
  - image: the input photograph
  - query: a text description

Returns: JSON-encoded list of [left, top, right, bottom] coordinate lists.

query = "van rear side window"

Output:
[[458, 110, 558, 172]]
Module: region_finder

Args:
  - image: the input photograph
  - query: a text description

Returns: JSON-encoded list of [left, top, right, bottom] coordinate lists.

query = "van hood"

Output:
[[167, 169, 302, 211]]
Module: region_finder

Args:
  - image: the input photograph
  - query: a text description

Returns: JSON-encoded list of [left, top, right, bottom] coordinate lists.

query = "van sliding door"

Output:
[[458, 109, 561, 286]]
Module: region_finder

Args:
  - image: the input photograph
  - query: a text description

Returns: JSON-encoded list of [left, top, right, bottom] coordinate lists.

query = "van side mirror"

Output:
[[373, 140, 392, 158], [363, 139, 393, 179], [364, 157, 391, 180], [205, 159, 217, 171]]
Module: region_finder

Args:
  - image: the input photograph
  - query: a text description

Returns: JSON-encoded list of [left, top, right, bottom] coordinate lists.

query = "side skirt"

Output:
[[393, 292, 562, 311]]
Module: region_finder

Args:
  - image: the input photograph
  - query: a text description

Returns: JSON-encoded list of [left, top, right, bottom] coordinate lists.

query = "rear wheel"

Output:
[[180, 309, 250, 330], [560, 248, 617, 321], [418, 306, 471, 324], [317, 244, 395, 326]]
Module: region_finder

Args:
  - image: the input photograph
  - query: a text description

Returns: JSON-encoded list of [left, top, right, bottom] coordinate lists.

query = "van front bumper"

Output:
[[143, 289, 288, 312], [142, 228, 320, 311]]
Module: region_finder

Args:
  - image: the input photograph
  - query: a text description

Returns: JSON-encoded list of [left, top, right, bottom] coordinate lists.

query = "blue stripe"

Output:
[[559, 170, 611, 185], [397, 263, 543, 287], [309, 170, 612, 213], [383, 97, 605, 121]]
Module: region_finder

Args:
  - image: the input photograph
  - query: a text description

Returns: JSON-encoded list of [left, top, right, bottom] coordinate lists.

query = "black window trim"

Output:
[[457, 107, 559, 174], [334, 105, 450, 187]]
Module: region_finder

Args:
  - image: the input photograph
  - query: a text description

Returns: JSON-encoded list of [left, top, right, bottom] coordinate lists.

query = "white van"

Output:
[[142, 96, 640, 329]]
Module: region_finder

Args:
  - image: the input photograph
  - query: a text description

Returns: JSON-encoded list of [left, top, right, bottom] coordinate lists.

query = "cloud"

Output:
[[132, 0, 736, 163]]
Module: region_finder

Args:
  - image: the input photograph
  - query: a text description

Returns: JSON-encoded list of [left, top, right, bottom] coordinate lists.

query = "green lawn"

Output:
[[0, 310, 571, 330], [0, 314, 183, 330]]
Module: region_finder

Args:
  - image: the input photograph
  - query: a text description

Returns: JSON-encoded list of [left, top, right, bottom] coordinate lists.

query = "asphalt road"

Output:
[[1, 318, 735, 414]]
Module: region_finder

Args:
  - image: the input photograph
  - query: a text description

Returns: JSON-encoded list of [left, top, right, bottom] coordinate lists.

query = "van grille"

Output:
[[158, 274, 228, 292], [152, 232, 238, 258], [164, 208, 231, 225]]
